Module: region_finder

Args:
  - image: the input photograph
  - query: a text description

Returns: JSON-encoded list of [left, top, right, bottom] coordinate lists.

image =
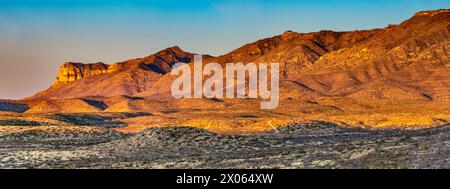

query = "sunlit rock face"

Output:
[[54, 62, 114, 85]]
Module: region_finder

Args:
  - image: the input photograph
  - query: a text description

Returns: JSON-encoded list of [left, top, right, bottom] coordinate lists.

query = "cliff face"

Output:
[[54, 62, 115, 85]]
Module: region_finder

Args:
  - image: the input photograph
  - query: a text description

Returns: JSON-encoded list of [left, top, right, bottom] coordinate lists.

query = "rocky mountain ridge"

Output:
[[26, 9, 449, 103]]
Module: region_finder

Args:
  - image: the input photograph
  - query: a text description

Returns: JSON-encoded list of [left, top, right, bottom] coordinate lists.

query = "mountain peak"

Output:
[[145, 45, 192, 59], [167, 45, 182, 51], [282, 30, 296, 35], [153, 46, 186, 56], [280, 30, 299, 40]]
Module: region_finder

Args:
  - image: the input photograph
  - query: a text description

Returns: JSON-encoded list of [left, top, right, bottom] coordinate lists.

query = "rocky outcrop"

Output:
[[54, 62, 116, 85]]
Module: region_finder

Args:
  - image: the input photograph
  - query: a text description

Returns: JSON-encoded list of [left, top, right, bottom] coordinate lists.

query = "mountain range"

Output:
[[27, 9, 449, 102], [0, 9, 448, 132]]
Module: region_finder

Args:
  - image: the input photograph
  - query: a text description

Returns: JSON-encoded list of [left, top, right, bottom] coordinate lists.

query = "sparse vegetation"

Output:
[[47, 114, 126, 127], [0, 122, 448, 169], [0, 119, 50, 126]]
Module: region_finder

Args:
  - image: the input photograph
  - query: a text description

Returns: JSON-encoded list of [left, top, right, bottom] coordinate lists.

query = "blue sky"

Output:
[[0, 0, 449, 99]]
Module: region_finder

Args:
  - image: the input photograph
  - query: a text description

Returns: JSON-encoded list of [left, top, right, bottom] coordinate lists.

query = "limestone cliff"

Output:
[[54, 62, 117, 85]]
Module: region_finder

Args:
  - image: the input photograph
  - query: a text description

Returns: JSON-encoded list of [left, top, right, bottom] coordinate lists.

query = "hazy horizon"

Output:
[[1, 0, 449, 99]]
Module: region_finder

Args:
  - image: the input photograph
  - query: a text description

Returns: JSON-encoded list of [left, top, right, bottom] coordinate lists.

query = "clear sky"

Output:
[[0, 0, 449, 99]]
